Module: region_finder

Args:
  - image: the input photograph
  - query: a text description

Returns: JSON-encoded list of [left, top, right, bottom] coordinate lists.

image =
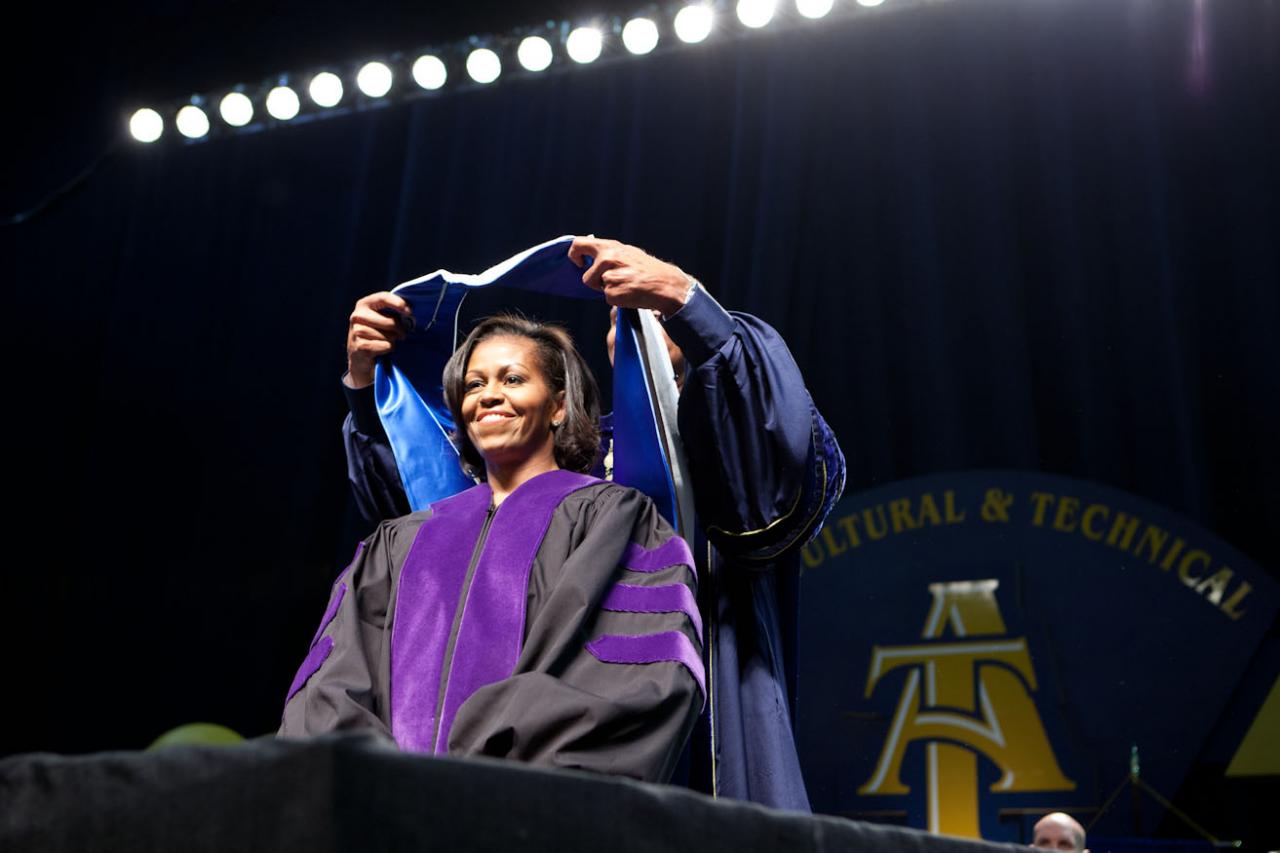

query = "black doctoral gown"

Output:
[[280, 470, 703, 784]]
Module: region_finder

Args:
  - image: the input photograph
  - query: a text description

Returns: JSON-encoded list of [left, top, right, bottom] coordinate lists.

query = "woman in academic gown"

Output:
[[280, 315, 703, 784]]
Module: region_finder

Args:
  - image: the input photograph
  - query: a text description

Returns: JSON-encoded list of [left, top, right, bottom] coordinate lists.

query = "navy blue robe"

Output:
[[342, 287, 845, 810]]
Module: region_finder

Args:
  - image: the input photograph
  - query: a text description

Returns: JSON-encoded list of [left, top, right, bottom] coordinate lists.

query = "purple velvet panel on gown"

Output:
[[389, 470, 597, 754], [434, 470, 596, 753], [389, 483, 492, 753]]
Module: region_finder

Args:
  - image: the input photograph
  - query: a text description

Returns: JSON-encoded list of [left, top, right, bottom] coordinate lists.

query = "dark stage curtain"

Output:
[[4, 0, 1276, 766]]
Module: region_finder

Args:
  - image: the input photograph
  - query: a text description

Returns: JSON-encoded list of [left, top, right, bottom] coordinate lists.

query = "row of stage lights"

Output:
[[129, 0, 889, 143]]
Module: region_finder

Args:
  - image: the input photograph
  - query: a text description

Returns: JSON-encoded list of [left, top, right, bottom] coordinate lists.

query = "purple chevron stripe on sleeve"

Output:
[[585, 631, 706, 701], [600, 583, 703, 641], [310, 583, 348, 647], [620, 538, 695, 576], [286, 636, 333, 703], [334, 541, 365, 581]]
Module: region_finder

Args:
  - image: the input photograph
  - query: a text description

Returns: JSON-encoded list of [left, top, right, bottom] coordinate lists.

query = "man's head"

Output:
[[605, 307, 688, 390], [1032, 812, 1087, 853]]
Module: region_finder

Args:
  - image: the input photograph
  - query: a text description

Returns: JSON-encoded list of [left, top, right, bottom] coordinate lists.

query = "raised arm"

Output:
[[342, 383, 411, 523], [665, 287, 845, 563], [568, 235, 845, 563], [342, 291, 413, 524]]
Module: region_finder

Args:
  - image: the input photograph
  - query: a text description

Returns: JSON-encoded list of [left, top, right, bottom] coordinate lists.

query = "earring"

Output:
[[552, 420, 562, 428]]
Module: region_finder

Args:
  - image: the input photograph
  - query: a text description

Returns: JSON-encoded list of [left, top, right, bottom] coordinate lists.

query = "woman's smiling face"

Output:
[[461, 334, 565, 473]]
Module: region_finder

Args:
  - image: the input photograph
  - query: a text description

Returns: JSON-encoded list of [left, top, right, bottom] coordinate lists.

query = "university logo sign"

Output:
[[795, 471, 1277, 842], [859, 579, 1074, 836]]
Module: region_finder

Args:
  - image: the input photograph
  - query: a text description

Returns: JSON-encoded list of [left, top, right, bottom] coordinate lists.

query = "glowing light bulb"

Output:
[[175, 105, 210, 139], [309, 72, 343, 107], [622, 18, 660, 55], [466, 48, 501, 84], [412, 55, 448, 90], [129, 108, 163, 143], [219, 92, 253, 127], [356, 62, 393, 97], [265, 86, 300, 120], [796, 0, 834, 17], [566, 27, 603, 64], [737, 0, 776, 28], [518, 36, 553, 71], [674, 5, 714, 43]]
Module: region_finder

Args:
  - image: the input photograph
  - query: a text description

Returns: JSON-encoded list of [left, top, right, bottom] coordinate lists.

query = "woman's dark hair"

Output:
[[443, 313, 602, 480]]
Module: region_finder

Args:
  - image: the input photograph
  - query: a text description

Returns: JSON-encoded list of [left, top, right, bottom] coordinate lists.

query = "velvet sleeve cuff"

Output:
[[342, 376, 384, 437], [661, 284, 737, 367]]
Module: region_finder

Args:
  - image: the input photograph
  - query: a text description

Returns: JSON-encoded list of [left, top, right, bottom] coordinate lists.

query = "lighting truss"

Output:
[[128, 0, 904, 144]]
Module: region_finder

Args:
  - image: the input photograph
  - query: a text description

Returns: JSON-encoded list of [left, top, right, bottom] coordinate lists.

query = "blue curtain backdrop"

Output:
[[5, 0, 1276, 828]]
